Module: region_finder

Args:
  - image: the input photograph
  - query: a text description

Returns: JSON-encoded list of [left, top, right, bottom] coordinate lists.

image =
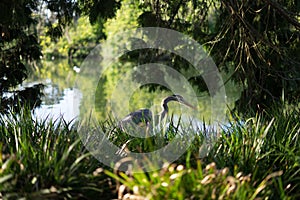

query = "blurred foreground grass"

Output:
[[0, 104, 299, 199]]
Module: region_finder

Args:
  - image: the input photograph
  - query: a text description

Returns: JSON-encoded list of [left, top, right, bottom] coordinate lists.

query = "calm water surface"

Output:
[[33, 82, 82, 123], [25, 59, 81, 123], [26, 59, 242, 127]]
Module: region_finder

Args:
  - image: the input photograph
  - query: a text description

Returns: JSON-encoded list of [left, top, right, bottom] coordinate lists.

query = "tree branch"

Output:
[[264, 0, 300, 30], [168, 0, 184, 27]]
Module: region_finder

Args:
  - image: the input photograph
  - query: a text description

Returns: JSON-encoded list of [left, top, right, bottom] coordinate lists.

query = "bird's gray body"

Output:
[[120, 108, 153, 125], [119, 95, 195, 132]]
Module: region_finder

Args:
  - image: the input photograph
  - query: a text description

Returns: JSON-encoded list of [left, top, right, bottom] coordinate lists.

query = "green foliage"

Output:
[[0, 84, 45, 114], [41, 16, 104, 59], [105, 103, 300, 199], [0, 102, 299, 199], [0, 0, 119, 113], [78, 0, 121, 24], [0, 1, 41, 92], [0, 110, 115, 199], [211, 0, 300, 112], [107, 161, 284, 200], [2, 0, 299, 115], [44, 0, 79, 39], [0, 0, 80, 91], [0, 0, 75, 113], [131, 0, 300, 113]]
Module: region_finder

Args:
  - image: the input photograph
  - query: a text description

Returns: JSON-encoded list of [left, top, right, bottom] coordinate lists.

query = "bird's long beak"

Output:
[[181, 99, 197, 110]]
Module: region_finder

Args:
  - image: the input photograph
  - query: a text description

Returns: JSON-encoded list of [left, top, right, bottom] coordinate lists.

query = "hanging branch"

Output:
[[167, 0, 184, 27], [264, 0, 300, 30]]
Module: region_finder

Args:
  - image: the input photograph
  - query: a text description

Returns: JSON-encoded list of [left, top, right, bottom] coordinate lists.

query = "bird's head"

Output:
[[171, 94, 196, 110]]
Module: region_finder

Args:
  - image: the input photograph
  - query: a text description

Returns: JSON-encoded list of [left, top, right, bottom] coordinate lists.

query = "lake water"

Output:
[[25, 59, 242, 127], [24, 59, 82, 123], [34, 84, 82, 123]]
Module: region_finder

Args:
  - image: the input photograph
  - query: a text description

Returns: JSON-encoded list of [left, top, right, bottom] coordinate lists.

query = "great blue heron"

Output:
[[119, 94, 196, 133]]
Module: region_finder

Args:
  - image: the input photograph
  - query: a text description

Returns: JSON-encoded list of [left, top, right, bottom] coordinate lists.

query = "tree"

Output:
[[0, 0, 120, 113], [133, 0, 300, 112], [1, 0, 299, 114], [212, 0, 300, 112], [0, 0, 41, 95]]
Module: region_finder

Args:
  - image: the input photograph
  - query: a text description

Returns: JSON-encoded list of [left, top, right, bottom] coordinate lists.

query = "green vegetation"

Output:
[[40, 16, 103, 59], [0, 110, 115, 199], [1, 0, 299, 113], [1, 104, 299, 199], [1, 0, 299, 199], [0, 0, 117, 113]]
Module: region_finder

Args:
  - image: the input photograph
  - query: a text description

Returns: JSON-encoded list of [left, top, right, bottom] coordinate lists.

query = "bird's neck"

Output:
[[162, 103, 169, 112], [158, 96, 177, 123], [159, 103, 168, 121]]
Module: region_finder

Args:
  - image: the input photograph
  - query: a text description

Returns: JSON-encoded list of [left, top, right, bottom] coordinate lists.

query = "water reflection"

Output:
[[26, 59, 81, 122], [34, 85, 81, 123], [26, 59, 242, 127], [42, 79, 64, 105]]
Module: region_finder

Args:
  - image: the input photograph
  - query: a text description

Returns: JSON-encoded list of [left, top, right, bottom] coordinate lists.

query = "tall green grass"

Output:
[[106, 104, 300, 199], [0, 110, 115, 199], [0, 104, 299, 199]]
